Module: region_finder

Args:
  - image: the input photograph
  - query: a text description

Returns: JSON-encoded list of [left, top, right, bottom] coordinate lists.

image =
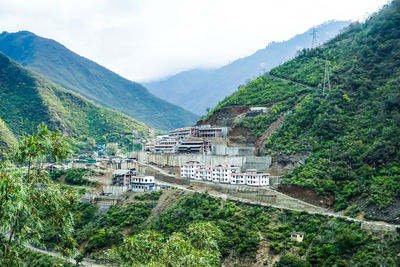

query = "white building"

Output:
[[180, 161, 270, 186], [129, 175, 155, 192], [194, 167, 212, 181], [210, 164, 240, 183], [231, 169, 270, 186], [290, 232, 305, 242], [180, 160, 205, 179]]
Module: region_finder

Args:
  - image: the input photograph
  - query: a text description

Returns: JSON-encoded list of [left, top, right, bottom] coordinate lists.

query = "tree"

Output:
[[0, 123, 76, 266], [277, 253, 310, 267], [133, 143, 143, 151], [108, 221, 222, 266]]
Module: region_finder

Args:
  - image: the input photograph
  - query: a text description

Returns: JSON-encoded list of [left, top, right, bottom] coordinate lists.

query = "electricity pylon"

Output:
[[322, 58, 331, 95], [311, 28, 319, 48]]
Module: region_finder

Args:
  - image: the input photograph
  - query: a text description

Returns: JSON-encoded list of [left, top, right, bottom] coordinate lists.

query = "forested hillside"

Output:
[[0, 118, 15, 148], [146, 21, 350, 115], [0, 52, 148, 148], [37, 190, 400, 266], [201, 0, 400, 222], [0, 31, 198, 130]]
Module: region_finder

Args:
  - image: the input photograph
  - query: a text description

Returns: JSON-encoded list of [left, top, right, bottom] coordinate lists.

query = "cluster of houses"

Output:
[[180, 160, 270, 186], [143, 125, 227, 154]]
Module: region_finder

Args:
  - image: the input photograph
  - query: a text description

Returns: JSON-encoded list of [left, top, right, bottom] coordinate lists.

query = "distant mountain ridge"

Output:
[[145, 20, 351, 115], [0, 52, 149, 148], [0, 31, 198, 130]]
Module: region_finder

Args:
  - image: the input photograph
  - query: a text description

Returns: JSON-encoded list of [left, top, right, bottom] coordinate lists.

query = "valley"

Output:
[[1, 0, 400, 266]]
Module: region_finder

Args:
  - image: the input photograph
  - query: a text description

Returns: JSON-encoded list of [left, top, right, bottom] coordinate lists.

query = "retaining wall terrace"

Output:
[[134, 162, 323, 212], [131, 151, 272, 171]]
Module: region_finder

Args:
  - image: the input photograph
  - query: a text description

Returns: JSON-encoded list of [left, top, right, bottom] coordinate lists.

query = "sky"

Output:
[[0, 0, 388, 82]]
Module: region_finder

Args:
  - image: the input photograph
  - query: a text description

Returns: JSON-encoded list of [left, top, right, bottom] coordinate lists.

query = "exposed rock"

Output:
[[198, 106, 250, 127], [277, 184, 334, 209], [360, 198, 400, 224], [228, 126, 258, 146], [268, 153, 309, 176]]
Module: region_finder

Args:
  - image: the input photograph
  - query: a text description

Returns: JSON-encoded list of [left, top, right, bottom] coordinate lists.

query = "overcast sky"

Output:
[[0, 0, 388, 82]]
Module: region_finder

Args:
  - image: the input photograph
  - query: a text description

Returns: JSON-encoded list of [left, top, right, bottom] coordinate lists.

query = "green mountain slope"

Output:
[[0, 31, 198, 130], [0, 118, 15, 148], [0, 52, 148, 146], [201, 1, 400, 222]]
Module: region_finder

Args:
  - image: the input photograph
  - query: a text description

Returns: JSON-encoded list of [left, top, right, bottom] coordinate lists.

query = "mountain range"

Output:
[[0, 52, 149, 149], [0, 31, 198, 130], [145, 20, 351, 115]]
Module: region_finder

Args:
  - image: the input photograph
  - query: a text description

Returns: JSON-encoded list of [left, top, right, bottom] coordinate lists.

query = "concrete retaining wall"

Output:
[[361, 222, 398, 233], [131, 151, 272, 171]]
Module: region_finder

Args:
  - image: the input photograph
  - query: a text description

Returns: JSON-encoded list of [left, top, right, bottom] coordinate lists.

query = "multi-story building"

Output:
[[112, 169, 132, 186], [231, 169, 270, 186], [177, 140, 210, 154], [153, 144, 177, 153], [180, 160, 205, 179], [169, 127, 194, 140], [112, 169, 155, 192], [194, 167, 212, 181], [144, 126, 227, 154], [170, 126, 227, 139], [143, 143, 155, 152], [129, 175, 155, 192], [210, 164, 240, 183], [194, 126, 227, 138], [159, 140, 179, 146], [180, 161, 270, 186]]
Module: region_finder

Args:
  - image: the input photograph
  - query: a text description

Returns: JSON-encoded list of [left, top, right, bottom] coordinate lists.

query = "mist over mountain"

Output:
[[145, 20, 351, 115], [0, 31, 198, 130]]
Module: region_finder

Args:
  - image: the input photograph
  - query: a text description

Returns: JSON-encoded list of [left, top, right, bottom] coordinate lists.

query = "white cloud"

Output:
[[0, 0, 388, 82]]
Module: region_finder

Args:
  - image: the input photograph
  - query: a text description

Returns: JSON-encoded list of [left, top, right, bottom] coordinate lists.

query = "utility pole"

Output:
[[311, 28, 319, 48], [322, 58, 331, 95]]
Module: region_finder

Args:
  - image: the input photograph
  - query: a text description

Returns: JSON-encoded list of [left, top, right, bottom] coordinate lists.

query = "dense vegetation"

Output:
[[0, 118, 15, 148], [40, 190, 400, 266], [201, 0, 400, 220], [50, 168, 96, 186], [69, 197, 157, 258], [109, 221, 222, 267], [266, 0, 400, 217], [0, 124, 76, 266], [0, 31, 198, 130], [0, 52, 149, 148], [148, 192, 400, 266], [22, 249, 74, 267]]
